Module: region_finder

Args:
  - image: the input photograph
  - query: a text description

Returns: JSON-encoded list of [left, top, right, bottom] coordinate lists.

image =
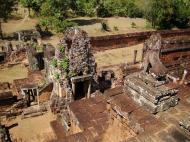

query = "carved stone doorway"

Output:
[[71, 74, 92, 101], [21, 85, 38, 106], [0, 53, 5, 63], [74, 81, 87, 100]]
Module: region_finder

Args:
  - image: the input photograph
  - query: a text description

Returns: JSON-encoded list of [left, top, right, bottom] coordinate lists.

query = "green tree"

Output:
[[0, 0, 16, 39], [74, 0, 96, 17], [20, 0, 34, 16], [153, 0, 173, 29], [20, 0, 44, 16], [60, 57, 69, 73], [172, 0, 190, 28], [97, 2, 111, 17], [39, 0, 76, 32], [51, 58, 57, 67], [97, 0, 143, 18], [143, 0, 190, 29]]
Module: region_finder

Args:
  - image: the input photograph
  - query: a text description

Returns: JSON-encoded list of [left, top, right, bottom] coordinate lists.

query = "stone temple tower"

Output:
[[50, 27, 96, 110]]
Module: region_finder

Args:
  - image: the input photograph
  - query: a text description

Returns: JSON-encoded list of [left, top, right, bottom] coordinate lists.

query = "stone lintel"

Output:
[[21, 84, 38, 90], [0, 52, 6, 56], [71, 74, 92, 83]]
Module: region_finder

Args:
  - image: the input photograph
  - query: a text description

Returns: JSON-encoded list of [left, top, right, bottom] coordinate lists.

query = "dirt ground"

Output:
[[0, 17, 144, 142], [7, 111, 56, 142], [94, 43, 143, 68], [0, 64, 28, 83], [42, 35, 62, 47], [1, 17, 152, 37], [0, 17, 145, 83], [75, 17, 153, 36], [2, 18, 38, 35], [1, 16, 151, 47]]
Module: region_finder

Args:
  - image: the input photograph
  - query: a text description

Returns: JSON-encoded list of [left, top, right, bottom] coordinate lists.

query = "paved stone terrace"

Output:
[[58, 92, 109, 142], [127, 85, 190, 142], [51, 85, 190, 142]]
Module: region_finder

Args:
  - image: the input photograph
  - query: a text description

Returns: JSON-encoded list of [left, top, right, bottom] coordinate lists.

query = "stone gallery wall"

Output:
[[161, 36, 190, 63], [90, 29, 190, 52]]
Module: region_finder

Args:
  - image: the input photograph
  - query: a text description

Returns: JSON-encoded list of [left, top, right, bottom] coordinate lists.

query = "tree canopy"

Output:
[[0, 0, 16, 38], [143, 0, 190, 29], [19, 0, 190, 31], [20, 0, 44, 16], [0, 0, 16, 20], [39, 0, 75, 32]]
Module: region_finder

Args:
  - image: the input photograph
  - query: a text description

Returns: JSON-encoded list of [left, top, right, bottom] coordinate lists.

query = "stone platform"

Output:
[[124, 72, 179, 114]]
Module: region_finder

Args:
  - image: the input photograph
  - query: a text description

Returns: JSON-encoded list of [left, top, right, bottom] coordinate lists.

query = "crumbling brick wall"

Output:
[[161, 36, 190, 63], [90, 29, 190, 52]]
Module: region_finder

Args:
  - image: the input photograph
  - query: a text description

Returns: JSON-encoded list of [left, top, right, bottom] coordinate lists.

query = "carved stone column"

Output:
[[87, 80, 91, 98], [71, 81, 75, 98], [133, 50, 137, 64]]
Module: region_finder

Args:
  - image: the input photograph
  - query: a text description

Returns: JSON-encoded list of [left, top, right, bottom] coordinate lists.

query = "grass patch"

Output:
[[0, 64, 28, 83], [94, 44, 143, 68]]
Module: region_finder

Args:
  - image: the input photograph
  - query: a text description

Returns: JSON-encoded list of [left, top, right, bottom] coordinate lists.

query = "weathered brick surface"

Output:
[[90, 29, 190, 52], [55, 84, 190, 142], [50, 120, 66, 140]]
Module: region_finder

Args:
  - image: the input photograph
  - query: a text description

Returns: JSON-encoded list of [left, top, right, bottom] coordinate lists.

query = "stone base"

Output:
[[124, 86, 178, 114], [179, 116, 190, 132]]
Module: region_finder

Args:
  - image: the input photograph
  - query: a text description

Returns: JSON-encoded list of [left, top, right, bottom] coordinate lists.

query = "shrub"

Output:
[[131, 22, 137, 28], [32, 42, 37, 49], [55, 73, 60, 80], [40, 17, 77, 33], [75, 0, 96, 17], [97, 3, 111, 18], [35, 24, 42, 33], [39, 17, 51, 30], [113, 26, 119, 31], [51, 58, 57, 67], [58, 44, 65, 53], [32, 42, 42, 51], [60, 56, 69, 73], [53, 19, 77, 33], [101, 22, 110, 32], [144, 0, 190, 29], [102, 0, 143, 18], [68, 71, 76, 77]]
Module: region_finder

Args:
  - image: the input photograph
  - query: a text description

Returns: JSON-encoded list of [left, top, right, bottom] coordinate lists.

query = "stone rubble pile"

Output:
[[0, 122, 11, 142], [16, 30, 41, 42], [179, 116, 190, 132]]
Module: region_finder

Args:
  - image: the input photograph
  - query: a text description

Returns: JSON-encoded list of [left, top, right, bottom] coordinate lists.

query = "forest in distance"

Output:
[[0, 0, 190, 34]]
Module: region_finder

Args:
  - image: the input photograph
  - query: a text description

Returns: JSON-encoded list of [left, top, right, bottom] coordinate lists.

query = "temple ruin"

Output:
[[1, 27, 190, 142], [124, 34, 179, 113], [48, 31, 190, 142], [47, 28, 96, 109]]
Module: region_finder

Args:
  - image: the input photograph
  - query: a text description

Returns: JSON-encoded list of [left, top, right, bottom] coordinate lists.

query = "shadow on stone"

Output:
[[71, 18, 104, 26]]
